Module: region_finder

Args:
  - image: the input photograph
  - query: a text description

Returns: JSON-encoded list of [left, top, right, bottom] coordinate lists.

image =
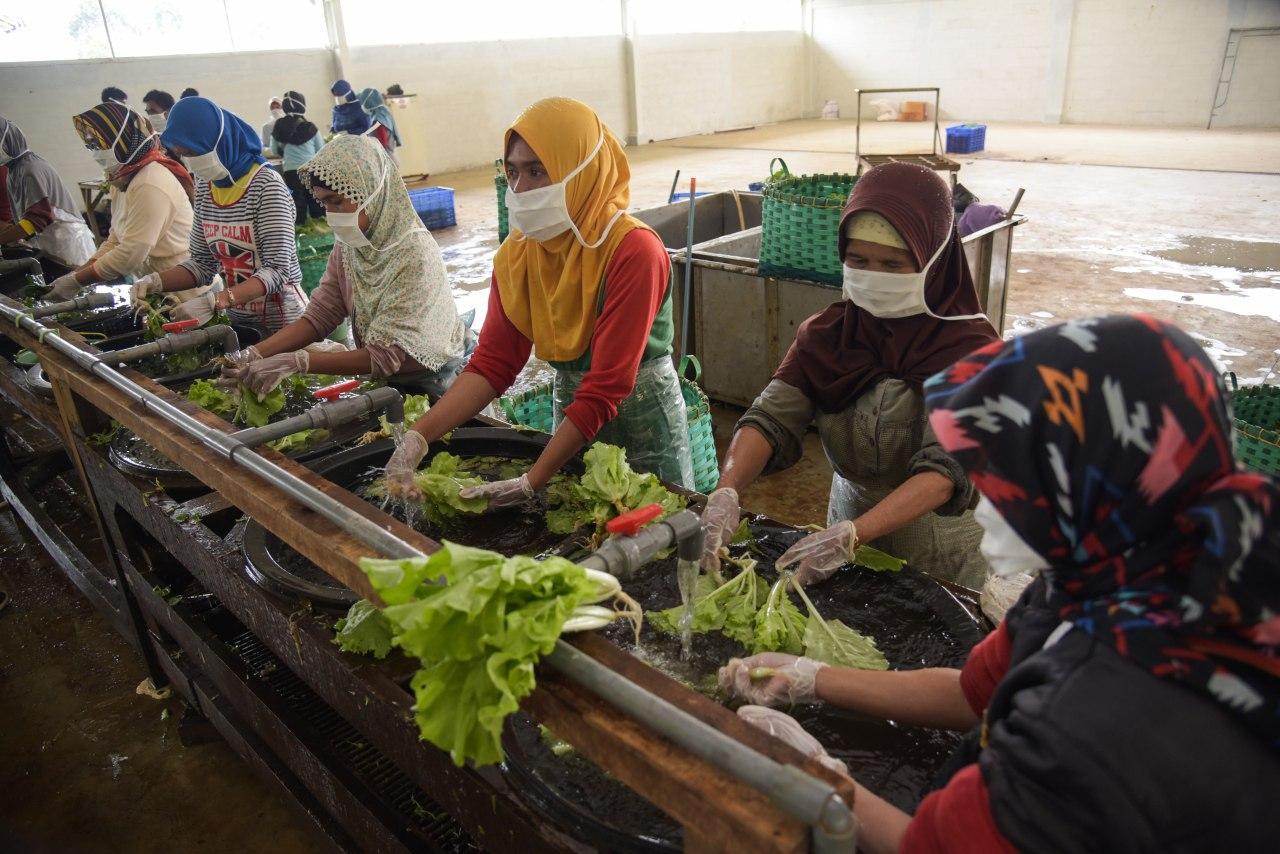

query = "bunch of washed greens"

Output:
[[365, 451, 490, 527], [338, 542, 639, 766], [184, 377, 328, 453], [545, 443, 685, 540], [649, 554, 888, 671]]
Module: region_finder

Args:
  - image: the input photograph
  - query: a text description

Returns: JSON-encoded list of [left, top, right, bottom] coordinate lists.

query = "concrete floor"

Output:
[[4, 117, 1278, 849]]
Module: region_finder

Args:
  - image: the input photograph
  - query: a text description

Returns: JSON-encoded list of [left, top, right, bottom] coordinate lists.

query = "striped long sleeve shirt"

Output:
[[179, 165, 307, 333]]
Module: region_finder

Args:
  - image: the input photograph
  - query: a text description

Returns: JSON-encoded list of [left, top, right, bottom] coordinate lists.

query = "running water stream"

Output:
[[675, 557, 699, 660]]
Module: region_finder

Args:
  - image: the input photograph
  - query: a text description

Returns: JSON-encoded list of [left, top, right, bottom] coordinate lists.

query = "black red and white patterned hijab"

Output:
[[925, 314, 1280, 748]]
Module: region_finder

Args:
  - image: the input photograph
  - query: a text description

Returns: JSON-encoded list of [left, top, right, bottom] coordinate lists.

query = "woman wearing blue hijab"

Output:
[[131, 96, 307, 336], [330, 79, 372, 136]]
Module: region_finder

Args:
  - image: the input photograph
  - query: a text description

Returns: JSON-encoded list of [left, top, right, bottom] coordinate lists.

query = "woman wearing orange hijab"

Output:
[[386, 98, 694, 502]]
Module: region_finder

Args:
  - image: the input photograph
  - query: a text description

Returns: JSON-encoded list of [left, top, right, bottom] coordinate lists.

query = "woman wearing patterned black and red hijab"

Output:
[[721, 314, 1280, 852], [701, 162, 998, 589]]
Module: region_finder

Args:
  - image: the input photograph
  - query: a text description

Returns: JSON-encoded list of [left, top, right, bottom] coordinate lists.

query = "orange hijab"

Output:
[[493, 98, 646, 362]]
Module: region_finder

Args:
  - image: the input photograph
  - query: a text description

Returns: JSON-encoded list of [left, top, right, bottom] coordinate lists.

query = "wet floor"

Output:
[[0, 485, 323, 852]]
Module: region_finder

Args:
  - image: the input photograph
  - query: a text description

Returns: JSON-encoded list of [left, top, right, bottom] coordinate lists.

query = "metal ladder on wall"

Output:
[[1208, 27, 1280, 129]]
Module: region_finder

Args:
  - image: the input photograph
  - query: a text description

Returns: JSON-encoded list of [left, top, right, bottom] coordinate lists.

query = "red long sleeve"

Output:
[[901, 764, 1017, 854], [959, 620, 1012, 716], [463, 277, 534, 395], [561, 228, 669, 439], [466, 229, 670, 440]]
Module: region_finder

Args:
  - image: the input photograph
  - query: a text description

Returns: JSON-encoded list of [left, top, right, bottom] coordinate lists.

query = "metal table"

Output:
[[854, 87, 961, 187]]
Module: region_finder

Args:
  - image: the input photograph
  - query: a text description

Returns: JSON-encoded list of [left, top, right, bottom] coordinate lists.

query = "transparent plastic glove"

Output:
[[699, 487, 740, 574], [459, 473, 535, 510], [776, 520, 859, 587], [46, 272, 82, 301], [130, 272, 164, 311], [737, 705, 848, 776], [168, 288, 217, 326], [241, 350, 309, 397], [218, 345, 262, 386], [304, 339, 350, 354], [718, 652, 825, 707], [386, 430, 429, 501]]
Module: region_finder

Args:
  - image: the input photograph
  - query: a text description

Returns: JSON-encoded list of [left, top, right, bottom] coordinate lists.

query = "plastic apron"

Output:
[[553, 356, 695, 489], [30, 208, 95, 268]]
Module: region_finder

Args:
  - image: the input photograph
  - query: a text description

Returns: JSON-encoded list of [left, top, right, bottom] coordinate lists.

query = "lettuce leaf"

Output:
[[186, 378, 235, 414], [751, 573, 806, 655], [332, 599, 394, 659], [545, 443, 685, 538], [647, 558, 766, 645], [853, 544, 907, 573], [267, 428, 328, 453], [358, 542, 598, 766], [235, 385, 286, 428], [792, 577, 888, 670]]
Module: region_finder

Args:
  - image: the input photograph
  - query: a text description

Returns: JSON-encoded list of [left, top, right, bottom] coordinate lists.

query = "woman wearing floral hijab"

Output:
[[222, 134, 464, 396], [720, 314, 1280, 852], [45, 102, 194, 300]]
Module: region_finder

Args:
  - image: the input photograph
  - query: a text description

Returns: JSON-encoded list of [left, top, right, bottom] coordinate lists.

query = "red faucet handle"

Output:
[[606, 504, 664, 537], [162, 319, 199, 333], [313, 378, 360, 401]]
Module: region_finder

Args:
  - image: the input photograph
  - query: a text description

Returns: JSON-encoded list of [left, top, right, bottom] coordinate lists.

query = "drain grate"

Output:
[[222, 628, 478, 851]]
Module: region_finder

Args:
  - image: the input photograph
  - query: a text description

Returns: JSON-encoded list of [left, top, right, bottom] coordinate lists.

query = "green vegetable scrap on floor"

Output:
[[545, 443, 685, 539], [357, 542, 618, 767], [333, 599, 395, 659]]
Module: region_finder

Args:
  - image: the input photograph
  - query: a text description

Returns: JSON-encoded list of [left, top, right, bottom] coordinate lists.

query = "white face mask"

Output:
[[841, 221, 987, 321], [974, 496, 1049, 578], [181, 108, 230, 182], [334, 95, 346, 106], [92, 113, 153, 175], [270, 108, 285, 120], [505, 132, 623, 246], [147, 112, 168, 133], [326, 163, 421, 251]]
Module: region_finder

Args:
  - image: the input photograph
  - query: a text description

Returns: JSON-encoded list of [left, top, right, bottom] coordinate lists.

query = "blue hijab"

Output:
[[330, 80, 370, 134], [358, 88, 401, 146], [161, 97, 265, 188]]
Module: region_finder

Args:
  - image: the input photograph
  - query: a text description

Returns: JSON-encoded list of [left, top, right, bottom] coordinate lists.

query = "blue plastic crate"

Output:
[[946, 124, 987, 154], [408, 186, 456, 230]]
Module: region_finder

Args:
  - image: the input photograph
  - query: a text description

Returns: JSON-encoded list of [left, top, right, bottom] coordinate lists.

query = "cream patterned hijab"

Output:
[[299, 135, 463, 371]]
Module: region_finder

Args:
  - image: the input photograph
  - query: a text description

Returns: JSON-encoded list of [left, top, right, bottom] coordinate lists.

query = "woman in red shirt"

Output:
[[386, 97, 694, 504], [719, 315, 1280, 853]]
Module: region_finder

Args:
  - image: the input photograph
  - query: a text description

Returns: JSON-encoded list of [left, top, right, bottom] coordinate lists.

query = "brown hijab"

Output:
[[774, 162, 998, 414]]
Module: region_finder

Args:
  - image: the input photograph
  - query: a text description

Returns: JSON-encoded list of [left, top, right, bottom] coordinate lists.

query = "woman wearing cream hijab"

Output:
[[387, 97, 694, 503]]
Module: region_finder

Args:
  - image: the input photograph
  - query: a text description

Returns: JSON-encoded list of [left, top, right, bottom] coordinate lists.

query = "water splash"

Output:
[[675, 557, 699, 660]]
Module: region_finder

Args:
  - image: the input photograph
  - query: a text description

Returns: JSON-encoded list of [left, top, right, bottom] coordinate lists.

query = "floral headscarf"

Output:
[[299, 135, 463, 371]]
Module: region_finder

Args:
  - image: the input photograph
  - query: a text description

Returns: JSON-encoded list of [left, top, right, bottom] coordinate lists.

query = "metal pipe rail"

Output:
[[30, 292, 114, 318], [0, 298, 856, 852], [231, 386, 404, 448]]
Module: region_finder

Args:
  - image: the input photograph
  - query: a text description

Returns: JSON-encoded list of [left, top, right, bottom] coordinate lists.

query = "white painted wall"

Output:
[[810, 0, 1280, 128], [1213, 31, 1280, 129], [0, 50, 336, 203], [344, 36, 630, 174], [1062, 0, 1280, 126], [632, 31, 807, 142], [810, 0, 1068, 123]]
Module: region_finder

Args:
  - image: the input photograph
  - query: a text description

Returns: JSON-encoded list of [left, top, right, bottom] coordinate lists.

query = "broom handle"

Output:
[[680, 177, 697, 360]]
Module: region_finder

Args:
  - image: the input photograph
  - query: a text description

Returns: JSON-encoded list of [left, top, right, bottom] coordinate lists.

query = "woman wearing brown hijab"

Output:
[[700, 162, 998, 589]]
